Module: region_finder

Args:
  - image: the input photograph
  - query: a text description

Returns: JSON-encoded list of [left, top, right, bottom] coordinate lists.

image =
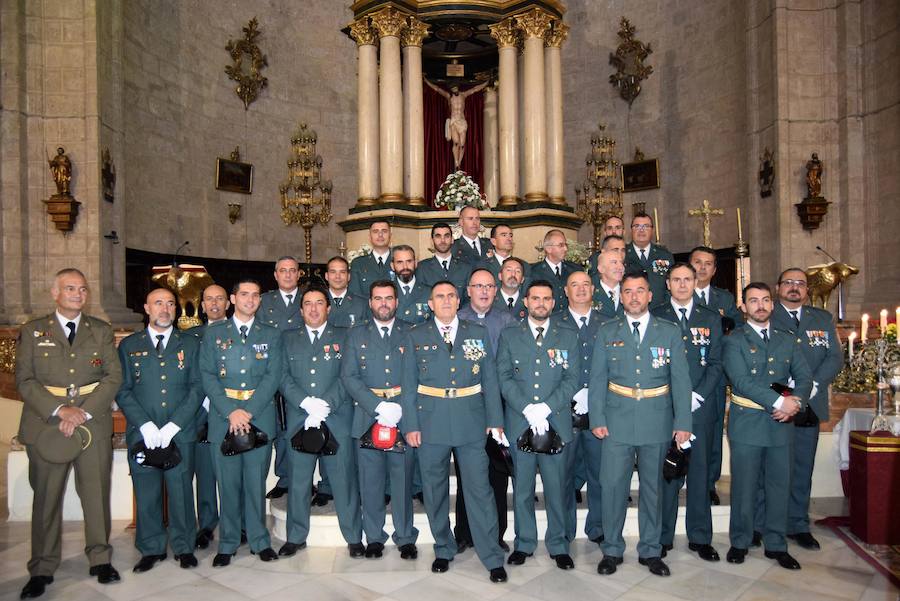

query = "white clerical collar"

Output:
[[671, 298, 694, 318], [748, 321, 771, 340], [55, 311, 82, 335], [147, 325, 174, 349], [233, 316, 254, 331], [528, 317, 550, 339]]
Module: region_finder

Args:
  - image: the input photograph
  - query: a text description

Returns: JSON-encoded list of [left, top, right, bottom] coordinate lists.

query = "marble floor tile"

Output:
[[642, 559, 756, 601], [759, 559, 876, 600], [735, 580, 858, 601]]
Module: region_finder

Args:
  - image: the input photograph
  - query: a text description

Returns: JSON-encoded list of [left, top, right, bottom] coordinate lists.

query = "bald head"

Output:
[[145, 287, 177, 331]]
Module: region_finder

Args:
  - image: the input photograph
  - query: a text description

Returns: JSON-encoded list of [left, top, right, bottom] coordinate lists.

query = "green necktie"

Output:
[[632, 321, 641, 345]]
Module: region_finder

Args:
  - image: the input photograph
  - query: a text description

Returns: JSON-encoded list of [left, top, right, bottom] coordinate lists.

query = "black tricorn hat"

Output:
[[516, 426, 564, 455], [220, 423, 269, 456], [485, 434, 514, 476], [663, 440, 690, 482], [571, 402, 589, 431], [130, 441, 183, 470], [291, 423, 339, 456]]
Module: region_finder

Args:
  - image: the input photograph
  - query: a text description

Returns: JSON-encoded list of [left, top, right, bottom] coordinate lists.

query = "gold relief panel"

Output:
[[514, 8, 554, 39], [224, 17, 269, 110]]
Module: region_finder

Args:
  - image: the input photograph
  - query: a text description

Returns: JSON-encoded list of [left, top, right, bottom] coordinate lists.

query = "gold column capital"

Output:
[[371, 7, 407, 39], [515, 8, 554, 40], [401, 17, 430, 48], [489, 18, 520, 49], [544, 21, 569, 48], [349, 18, 378, 46]]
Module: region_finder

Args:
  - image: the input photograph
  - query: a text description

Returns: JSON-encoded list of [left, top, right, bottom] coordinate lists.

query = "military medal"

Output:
[[219, 365, 227, 377], [176, 349, 185, 370], [472, 364, 480, 375], [699, 346, 708, 367]]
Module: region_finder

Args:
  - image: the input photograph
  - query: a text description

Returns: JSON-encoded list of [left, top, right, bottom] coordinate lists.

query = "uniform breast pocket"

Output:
[[34, 345, 63, 376], [417, 350, 436, 372]]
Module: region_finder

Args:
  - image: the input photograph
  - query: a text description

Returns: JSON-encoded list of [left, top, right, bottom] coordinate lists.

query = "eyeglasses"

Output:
[[469, 283, 496, 291], [780, 279, 807, 288], [632, 224, 653, 231]]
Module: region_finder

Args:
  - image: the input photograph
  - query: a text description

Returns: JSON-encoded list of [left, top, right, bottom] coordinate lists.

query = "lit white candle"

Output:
[[737, 208, 743, 239], [861, 314, 869, 343], [848, 331, 857, 360], [896, 307, 900, 344], [880, 309, 889, 332]]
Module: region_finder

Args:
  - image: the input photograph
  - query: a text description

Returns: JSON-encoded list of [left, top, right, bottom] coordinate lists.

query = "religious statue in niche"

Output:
[[424, 77, 489, 168], [47, 147, 72, 196], [795, 152, 830, 230], [805, 152, 823, 198], [44, 146, 81, 232], [609, 17, 653, 106], [758, 147, 774, 198]]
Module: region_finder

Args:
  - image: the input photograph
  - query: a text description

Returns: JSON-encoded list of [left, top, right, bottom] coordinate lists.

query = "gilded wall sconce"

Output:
[[228, 203, 242, 224], [609, 17, 653, 106], [225, 17, 268, 110]]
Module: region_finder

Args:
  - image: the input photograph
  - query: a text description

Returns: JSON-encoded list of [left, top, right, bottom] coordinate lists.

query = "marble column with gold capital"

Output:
[[545, 21, 569, 206], [482, 83, 499, 207], [349, 18, 380, 207], [516, 8, 553, 203], [371, 8, 406, 204], [401, 18, 429, 207], [489, 19, 520, 208]]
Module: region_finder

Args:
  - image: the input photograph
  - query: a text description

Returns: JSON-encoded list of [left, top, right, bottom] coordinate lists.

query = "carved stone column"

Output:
[[401, 18, 429, 207], [349, 19, 379, 207], [371, 8, 405, 204], [489, 19, 520, 208], [516, 8, 553, 203], [482, 83, 499, 207], [544, 21, 568, 206]]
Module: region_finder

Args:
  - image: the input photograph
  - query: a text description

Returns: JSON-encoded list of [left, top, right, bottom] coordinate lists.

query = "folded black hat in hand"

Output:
[[130, 440, 182, 470], [516, 426, 564, 455], [221, 423, 269, 456], [291, 423, 339, 455], [485, 434, 514, 476], [663, 439, 690, 482]]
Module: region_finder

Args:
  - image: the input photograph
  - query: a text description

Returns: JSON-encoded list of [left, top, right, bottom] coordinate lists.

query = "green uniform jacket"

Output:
[[771, 303, 843, 421], [624, 243, 674, 303], [258, 289, 302, 332], [593, 285, 624, 322], [401, 320, 503, 445], [556, 309, 604, 389], [695, 286, 744, 326], [16, 314, 122, 445], [200, 320, 283, 442], [651, 303, 724, 423], [280, 325, 351, 438], [479, 254, 531, 286], [529, 259, 583, 313], [417, 256, 472, 299], [327, 292, 370, 329], [341, 320, 411, 438], [396, 278, 433, 325], [117, 329, 202, 447], [588, 315, 693, 444], [723, 325, 814, 447], [492, 290, 528, 321], [451, 236, 494, 265], [497, 319, 581, 444], [349, 253, 393, 298]]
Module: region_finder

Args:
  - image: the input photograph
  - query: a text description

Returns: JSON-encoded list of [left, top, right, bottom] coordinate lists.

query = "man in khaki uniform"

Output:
[[16, 268, 123, 599]]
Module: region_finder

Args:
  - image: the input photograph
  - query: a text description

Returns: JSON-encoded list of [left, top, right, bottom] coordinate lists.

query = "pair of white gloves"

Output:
[[374, 401, 402, 428], [522, 402, 553, 436], [140, 421, 180, 449], [786, 378, 819, 400], [301, 396, 331, 430]]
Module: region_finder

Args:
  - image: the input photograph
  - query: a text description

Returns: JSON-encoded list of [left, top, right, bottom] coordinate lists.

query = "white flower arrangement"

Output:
[[433, 170, 487, 211], [347, 244, 372, 263]]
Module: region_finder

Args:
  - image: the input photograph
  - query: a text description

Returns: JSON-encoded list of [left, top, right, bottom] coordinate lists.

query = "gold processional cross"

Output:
[[688, 199, 724, 247]]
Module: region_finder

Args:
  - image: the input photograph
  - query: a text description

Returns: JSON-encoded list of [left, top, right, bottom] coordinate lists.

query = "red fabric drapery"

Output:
[[423, 84, 484, 208]]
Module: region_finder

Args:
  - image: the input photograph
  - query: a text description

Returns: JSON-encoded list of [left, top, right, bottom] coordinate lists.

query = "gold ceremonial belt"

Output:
[[370, 387, 402, 399], [225, 388, 255, 401], [607, 382, 669, 400], [417, 384, 482, 398], [730, 394, 765, 411], [44, 382, 99, 397]]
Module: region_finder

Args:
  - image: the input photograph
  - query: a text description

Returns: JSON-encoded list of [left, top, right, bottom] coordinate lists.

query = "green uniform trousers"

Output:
[[212, 443, 272, 554], [194, 440, 218, 532], [730, 441, 791, 552], [660, 418, 713, 546], [129, 444, 196, 555], [511, 444, 570, 556], [564, 430, 604, 541], [356, 444, 418, 546]]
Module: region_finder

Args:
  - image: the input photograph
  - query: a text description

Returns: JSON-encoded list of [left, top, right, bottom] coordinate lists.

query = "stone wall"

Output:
[[121, 0, 358, 264]]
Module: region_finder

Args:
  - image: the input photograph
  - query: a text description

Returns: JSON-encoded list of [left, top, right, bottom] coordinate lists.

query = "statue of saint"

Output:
[[424, 78, 489, 169], [47, 147, 72, 196], [805, 152, 823, 198]]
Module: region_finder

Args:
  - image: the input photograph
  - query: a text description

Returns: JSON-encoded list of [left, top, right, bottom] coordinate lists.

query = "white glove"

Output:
[[679, 433, 697, 450], [490, 427, 510, 447], [523, 403, 551, 435], [691, 391, 704, 413], [139, 422, 162, 450], [304, 414, 326, 430], [301, 396, 331, 421], [787, 377, 796, 389], [375, 401, 402, 427], [573, 388, 589, 415], [202, 396, 210, 412], [811, 380, 819, 399], [158, 422, 181, 448]]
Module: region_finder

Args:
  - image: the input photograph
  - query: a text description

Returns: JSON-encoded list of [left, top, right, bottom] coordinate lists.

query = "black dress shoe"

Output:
[[751, 531, 762, 547], [726, 547, 747, 564], [384, 494, 391, 506], [311, 492, 332, 507], [597, 555, 623, 575], [431, 558, 451, 573], [710, 490, 721, 506], [456, 538, 473, 554], [489, 567, 508, 583], [660, 543, 673, 558], [212, 553, 234, 567], [364, 542, 384, 558], [507, 550, 532, 565], [498, 540, 510, 552], [575, 490, 583, 503], [256, 547, 278, 562], [638, 556, 670, 576], [765, 550, 801, 570], [399, 543, 418, 560], [266, 486, 288, 499], [589, 535, 605, 546], [787, 532, 820, 550], [195, 528, 214, 550], [348, 543, 365, 558], [175, 553, 198, 569], [132, 554, 166, 573], [688, 543, 720, 562], [20, 575, 52, 599], [278, 542, 307, 557], [89, 564, 121, 584], [413, 492, 424, 503], [552, 554, 574, 570], [240, 530, 248, 545]]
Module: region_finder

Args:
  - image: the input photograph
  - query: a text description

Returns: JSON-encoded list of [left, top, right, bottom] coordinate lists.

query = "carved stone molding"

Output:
[[515, 8, 554, 40]]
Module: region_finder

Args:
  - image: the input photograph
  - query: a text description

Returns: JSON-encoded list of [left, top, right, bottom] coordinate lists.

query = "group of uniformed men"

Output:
[[16, 207, 843, 598]]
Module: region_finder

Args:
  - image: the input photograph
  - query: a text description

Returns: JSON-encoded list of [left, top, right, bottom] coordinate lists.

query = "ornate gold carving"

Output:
[[609, 17, 653, 106], [224, 17, 269, 110], [151, 265, 215, 330], [44, 147, 81, 232], [515, 8, 554, 40], [688, 199, 724, 248], [349, 18, 378, 46], [0, 336, 16, 373], [371, 7, 407, 38], [575, 124, 624, 249], [401, 17, 430, 47], [280, 123, 333, 263], [489, 18, 520, 48], [544, 21, 569, 48], [806, 262, 859, 309]]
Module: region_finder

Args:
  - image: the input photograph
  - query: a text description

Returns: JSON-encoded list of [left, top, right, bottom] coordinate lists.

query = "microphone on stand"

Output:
[[816, 245, 838, 262], [172, 241, 190, 266]]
